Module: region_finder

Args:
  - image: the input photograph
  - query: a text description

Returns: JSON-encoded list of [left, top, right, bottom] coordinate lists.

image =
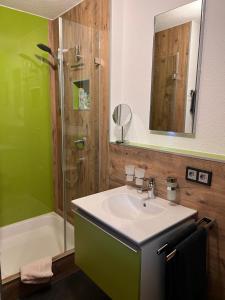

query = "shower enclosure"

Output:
[[58, 11, 106, 250], [0, 0, 109, 286]]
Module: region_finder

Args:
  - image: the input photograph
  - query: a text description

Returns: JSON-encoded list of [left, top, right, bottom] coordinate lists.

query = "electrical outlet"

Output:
[[186, 168, 198, 182], [198, 171, 212, 186], [186, 167, 212, 186], [186, 167, 198, 182]]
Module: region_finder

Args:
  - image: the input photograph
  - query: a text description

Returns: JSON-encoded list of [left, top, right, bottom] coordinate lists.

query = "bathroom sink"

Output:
[[103, 193, 165, 220], [72, 185, 197, 244]]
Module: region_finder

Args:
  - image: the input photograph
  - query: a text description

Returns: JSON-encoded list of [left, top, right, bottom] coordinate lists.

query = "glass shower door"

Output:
[[58, 16, 101, 249]]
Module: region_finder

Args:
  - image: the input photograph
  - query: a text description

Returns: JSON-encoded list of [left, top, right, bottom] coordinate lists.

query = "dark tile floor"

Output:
[[22, 271, 111, 300]]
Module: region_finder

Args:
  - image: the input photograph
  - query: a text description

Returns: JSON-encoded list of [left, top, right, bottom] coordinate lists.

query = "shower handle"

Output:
[[73, 137, 87, 146]]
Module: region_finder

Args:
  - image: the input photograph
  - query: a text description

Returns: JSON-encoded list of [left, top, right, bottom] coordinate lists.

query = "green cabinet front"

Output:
[[74, 212, 141, 300]]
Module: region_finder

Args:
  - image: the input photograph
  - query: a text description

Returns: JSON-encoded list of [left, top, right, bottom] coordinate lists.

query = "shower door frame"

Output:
[[58, 16, 67, 252]]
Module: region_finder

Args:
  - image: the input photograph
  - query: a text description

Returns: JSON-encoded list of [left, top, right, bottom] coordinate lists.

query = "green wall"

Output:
[[0, 7, 54, 226]]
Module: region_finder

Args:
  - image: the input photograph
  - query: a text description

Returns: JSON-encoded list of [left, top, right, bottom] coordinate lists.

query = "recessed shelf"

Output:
[[72, 79, 90, 111]]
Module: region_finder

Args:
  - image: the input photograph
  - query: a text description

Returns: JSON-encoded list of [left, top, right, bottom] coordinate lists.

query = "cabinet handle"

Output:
[[74, 210, 139, 253]]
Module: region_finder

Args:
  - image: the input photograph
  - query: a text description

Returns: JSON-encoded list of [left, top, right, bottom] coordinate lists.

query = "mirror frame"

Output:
[[149, 0, 206, 138]]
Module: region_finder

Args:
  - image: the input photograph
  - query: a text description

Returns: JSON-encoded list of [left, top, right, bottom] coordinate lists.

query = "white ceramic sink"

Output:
[[103, 193, 165, 220], [72, 186, 197, 244]]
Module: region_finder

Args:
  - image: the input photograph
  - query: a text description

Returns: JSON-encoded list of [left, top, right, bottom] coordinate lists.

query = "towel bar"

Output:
[[196, 217, 215, 229], [157, 217, 215, 260]]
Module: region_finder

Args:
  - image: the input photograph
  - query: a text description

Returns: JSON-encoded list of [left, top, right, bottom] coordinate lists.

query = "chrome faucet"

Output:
[[137, 177, 156, 200], [148, 177, 156, 200]]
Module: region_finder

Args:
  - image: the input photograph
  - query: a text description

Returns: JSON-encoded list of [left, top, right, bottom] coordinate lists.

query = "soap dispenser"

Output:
[[167, 177, 177, 204]]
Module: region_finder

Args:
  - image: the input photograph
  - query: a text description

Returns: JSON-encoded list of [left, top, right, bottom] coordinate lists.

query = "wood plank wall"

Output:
[[49, 0, 110, 221], [150, 22, 191, 132], [109, 143, 225, 300]]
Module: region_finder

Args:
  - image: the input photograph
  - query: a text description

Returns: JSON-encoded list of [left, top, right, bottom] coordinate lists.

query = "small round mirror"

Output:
[[112, 104, 132, 127], [112, 104, 132, 143]]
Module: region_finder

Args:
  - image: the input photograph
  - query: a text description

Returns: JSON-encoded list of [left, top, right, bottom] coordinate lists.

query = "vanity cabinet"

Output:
[[72, 187, 196, 300], [74, 211, 141, 300]]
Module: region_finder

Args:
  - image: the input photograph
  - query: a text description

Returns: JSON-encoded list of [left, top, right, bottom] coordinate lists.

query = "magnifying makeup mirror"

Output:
[[112, 104, 132, 143]]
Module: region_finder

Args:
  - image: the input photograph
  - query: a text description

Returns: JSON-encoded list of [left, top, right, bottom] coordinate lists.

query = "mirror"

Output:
[[112, 104, 132, 143], [113, 104, 132, 126], [150, 0, 205, 136]]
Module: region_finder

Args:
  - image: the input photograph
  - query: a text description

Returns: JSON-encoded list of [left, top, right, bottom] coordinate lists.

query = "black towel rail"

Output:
[[157, 217, 215, 261], [196, 217, 215, 229]]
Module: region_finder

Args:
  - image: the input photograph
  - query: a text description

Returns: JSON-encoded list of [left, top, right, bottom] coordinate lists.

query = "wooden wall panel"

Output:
[[109, 143, 225, 300], [48, 0, 110, 221], [98, 0, 110, 191]]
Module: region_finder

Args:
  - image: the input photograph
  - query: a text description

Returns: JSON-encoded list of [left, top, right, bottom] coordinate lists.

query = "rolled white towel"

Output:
[[20, 257, 53, 284]]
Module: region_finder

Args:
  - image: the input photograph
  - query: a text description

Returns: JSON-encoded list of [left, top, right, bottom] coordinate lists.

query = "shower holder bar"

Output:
[[157, 217, 215, 260], [73, 137, 87, 145]]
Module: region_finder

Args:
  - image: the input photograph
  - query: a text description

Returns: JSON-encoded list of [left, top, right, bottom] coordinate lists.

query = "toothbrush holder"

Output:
[[125, 165, 135, 182], [135, 168, 145, 186]]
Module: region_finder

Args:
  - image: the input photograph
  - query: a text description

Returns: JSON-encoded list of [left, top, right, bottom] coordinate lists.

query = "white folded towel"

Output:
[[20, 257, 53, 284]]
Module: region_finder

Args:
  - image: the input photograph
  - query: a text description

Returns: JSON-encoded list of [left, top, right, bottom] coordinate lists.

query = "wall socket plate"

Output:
[[186, 167, 212, 186]]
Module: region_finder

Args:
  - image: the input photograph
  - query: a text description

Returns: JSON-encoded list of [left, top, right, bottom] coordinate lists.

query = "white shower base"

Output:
[[0, 212, 74, 279]]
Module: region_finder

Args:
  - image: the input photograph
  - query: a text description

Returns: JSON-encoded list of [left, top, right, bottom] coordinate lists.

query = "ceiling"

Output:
[[155, 0, 202, 32], [0, 0, 82, 20]]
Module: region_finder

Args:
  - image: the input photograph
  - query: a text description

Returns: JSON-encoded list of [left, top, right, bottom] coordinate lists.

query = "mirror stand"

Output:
[[116, 126, 124, 144]]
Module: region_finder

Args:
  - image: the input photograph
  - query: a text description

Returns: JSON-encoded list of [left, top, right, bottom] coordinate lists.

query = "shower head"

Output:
[[37, 43, 53, 56], [37, 43, 59, 64]]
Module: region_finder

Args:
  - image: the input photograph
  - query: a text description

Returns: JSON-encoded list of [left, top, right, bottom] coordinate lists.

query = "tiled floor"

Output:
[[22, 271, 111, 300]]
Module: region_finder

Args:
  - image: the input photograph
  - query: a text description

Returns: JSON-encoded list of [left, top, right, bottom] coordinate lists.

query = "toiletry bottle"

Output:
[[167, 177, 177, 204]]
